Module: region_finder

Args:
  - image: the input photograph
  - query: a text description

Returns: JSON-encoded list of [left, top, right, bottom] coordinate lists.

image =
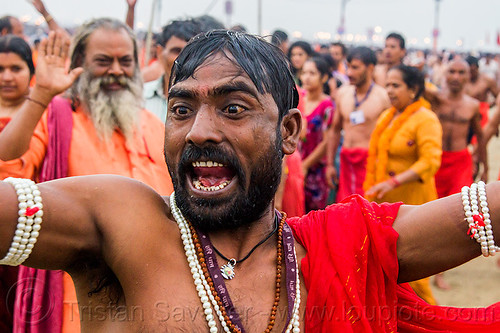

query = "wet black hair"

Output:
[[347, 46, 377, 66], [386, 32, 406, 50], [170, 30, 299, 121], [390, 64, 425, 100], [0, 35, 34, 75], [157, 19, 202, 46]]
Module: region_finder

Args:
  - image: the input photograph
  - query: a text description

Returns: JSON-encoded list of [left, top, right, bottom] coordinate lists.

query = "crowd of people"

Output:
[[1, 0, 500, 332]]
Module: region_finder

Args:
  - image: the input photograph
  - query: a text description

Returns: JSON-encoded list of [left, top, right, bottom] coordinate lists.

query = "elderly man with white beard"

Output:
[[0, 18, 173, 332]]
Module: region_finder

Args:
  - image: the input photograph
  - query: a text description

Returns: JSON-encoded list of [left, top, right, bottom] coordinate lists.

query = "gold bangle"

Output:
[[26, 96, 48, 109], [44, 14, 53, 23]]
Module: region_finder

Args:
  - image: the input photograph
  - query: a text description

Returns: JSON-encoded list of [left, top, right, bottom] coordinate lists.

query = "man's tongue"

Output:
[[193, 166, 233, 187]]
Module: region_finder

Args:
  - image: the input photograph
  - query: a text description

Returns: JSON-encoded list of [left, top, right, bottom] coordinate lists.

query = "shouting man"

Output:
[[0, 30, 499, 332]]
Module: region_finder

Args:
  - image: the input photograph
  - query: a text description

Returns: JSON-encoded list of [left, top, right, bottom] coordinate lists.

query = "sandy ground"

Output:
[[429, 124, 500, 307]]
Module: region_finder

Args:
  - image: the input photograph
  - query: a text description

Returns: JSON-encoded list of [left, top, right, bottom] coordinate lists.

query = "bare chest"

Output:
[[437, 102, 474, 126], [78, 249, 307, 332]]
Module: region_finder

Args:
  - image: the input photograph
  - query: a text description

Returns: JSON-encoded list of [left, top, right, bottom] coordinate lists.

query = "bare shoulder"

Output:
[[372, 84, 388, 98], [463, 94, 480, 110], [43, 175, 171, 230], [337, 84, 354, 98]]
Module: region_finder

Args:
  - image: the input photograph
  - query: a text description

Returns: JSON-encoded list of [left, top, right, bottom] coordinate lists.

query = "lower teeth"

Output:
[[193, 180, 229, 191]]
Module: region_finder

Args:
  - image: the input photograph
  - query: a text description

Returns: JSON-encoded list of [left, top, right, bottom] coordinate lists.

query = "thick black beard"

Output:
[[166, 137, 283, 232]]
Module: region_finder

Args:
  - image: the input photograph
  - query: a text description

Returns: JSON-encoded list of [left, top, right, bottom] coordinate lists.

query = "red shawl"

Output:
[[288, 195, 500, 332], [14, 96, 72, 333]]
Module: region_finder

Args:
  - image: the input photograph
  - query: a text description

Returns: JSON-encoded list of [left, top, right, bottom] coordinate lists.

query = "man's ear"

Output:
[[280, 108, 302, 155]]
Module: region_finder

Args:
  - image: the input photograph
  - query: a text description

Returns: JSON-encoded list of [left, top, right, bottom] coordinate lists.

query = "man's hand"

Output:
[[325, 165, 338, 189], [126, 0, 137, 7], [32, 31, 83, 105]]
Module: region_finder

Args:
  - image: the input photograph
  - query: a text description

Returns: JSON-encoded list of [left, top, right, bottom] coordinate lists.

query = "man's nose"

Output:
[[185, 107, 223, 146], [108, 59, 124, 76]]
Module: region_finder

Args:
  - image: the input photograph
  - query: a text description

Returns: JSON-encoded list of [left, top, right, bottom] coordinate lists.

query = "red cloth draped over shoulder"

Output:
[[14, 96, 71, 333], [287, 195, 500, 332]]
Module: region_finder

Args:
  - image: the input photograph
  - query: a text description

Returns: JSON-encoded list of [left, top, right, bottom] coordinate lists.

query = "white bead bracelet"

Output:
[[0, 177, 43, 266], [477, 181, 500, 256], [461, 182, 499, 257]]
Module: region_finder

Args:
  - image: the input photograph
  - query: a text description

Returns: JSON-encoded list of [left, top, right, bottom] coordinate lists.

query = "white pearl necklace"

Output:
[[170, 193, 229, 332], [170, 192, 301, 332], [0, 178, 43, 266]]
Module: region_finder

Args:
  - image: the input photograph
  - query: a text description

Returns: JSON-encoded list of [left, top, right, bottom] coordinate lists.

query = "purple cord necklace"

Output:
[[196, 211, 298, 333]]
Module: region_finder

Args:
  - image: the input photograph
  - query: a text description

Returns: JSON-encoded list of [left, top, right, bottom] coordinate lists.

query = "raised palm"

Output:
[[35, 31, 83, 98]]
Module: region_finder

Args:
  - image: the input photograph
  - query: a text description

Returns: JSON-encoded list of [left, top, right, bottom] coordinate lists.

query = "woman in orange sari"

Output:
[[364, 65, 442, 305]]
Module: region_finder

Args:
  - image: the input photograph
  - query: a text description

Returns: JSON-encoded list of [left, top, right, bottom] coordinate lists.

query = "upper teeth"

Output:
[[192, 161, 224, 167]]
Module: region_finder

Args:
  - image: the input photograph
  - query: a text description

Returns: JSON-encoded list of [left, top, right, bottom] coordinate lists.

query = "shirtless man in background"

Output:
[[325, 47, 390, 201], [429, 58, 487, 289], [465, 55, 498, 127], [374, 32, 406, 87], [432, 58, 487, 195]]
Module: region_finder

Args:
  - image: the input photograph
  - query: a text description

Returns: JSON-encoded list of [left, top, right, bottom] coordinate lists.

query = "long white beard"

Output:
[[76, 71, 144, 141]]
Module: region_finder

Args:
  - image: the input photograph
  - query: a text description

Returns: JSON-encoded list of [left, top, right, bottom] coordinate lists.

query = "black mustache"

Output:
[[178, 144, 244, 180]]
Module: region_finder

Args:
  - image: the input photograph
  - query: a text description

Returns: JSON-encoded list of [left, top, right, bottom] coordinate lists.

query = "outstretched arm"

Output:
[[395, 181, 500, 283], [0, 31, 82, 161], [30, 0, 70, 39], [0, 176, 100, 271], [0, 175, 165, 273], [125, 0, 138, 29]]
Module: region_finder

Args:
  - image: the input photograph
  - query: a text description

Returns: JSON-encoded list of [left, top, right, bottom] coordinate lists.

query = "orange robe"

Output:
[[373, 109, 442, 205], [0, 118, 36, 179], [370, 108, 442, 304], [10, 105, 173, 195]]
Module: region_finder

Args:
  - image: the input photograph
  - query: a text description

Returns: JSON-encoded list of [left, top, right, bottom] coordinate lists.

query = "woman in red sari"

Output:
[[298, 56, 334, 211]]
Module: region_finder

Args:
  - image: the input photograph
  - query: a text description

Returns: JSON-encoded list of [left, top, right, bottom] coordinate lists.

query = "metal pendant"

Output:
[[220, 258, 237, 279]]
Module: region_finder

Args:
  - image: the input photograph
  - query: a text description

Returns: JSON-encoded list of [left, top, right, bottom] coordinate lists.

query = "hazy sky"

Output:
[[5, 0, 500, 51]]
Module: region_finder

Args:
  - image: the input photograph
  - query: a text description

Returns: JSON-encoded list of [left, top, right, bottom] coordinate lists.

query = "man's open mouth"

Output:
[[190, 160, 236, 192]]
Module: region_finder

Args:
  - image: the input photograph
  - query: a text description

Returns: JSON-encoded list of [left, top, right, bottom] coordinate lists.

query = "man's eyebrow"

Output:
[[211, 81, 260, 100], [168, 88, 196, 100], [169, 81, 261, 101]]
